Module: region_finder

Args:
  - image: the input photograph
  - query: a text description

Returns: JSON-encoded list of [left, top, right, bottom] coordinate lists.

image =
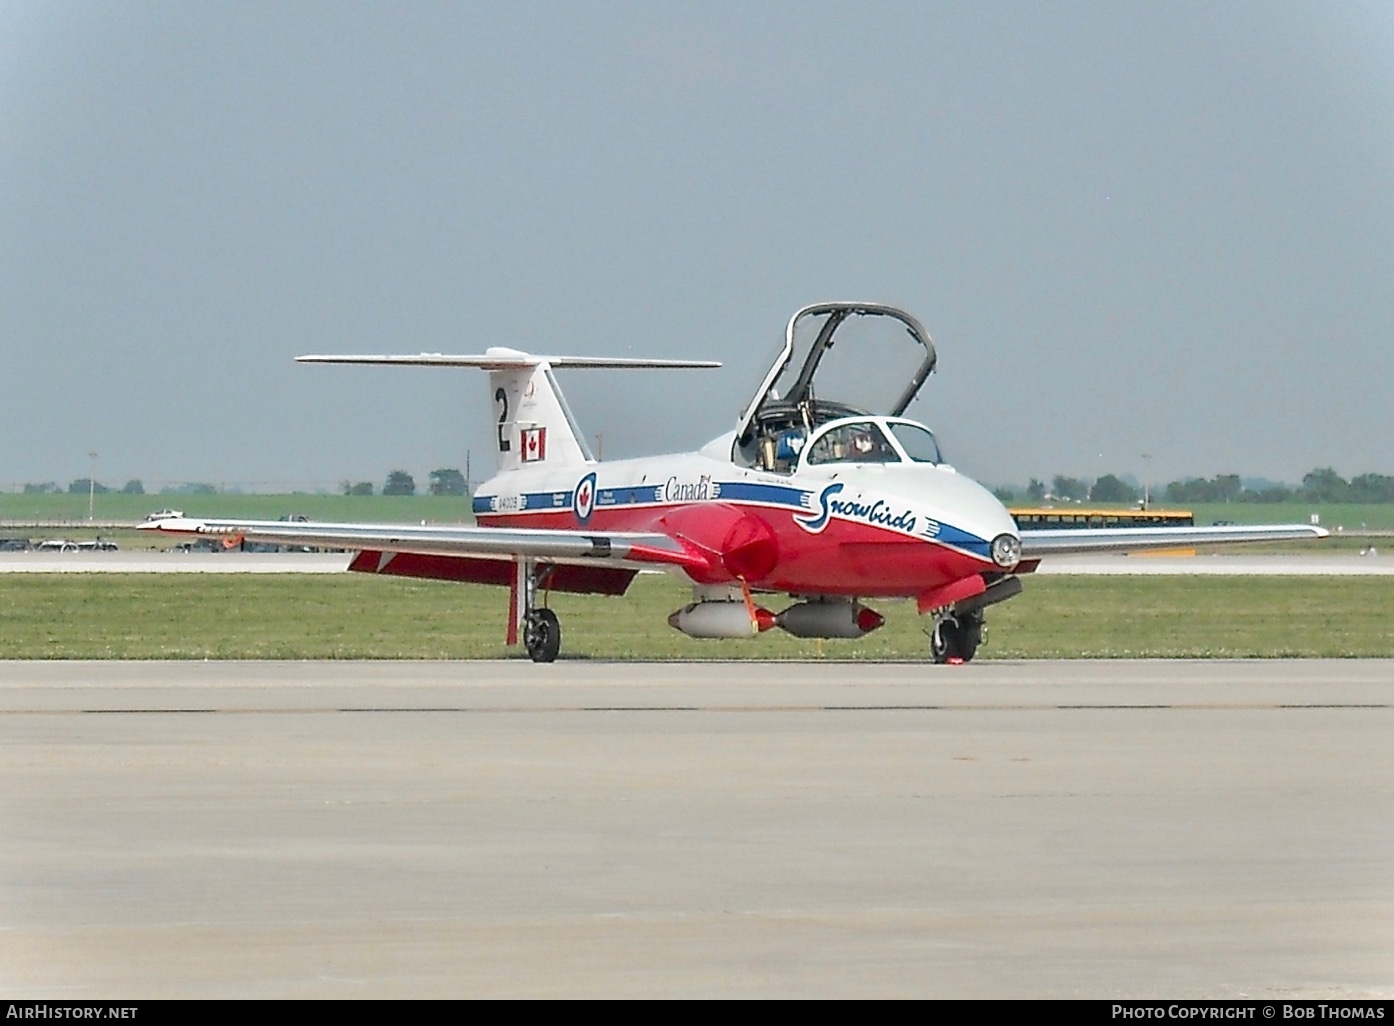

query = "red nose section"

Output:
[[654, 503, 780, 585]]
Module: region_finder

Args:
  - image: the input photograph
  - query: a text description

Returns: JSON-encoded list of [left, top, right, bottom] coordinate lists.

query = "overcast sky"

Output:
[[5, 1, 1393, 492]]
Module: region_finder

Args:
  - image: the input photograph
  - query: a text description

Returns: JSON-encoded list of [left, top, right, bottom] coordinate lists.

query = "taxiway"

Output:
[[3, 659, 1392, 998]]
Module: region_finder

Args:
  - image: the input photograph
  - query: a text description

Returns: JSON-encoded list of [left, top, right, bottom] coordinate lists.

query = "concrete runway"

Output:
[[3, 659, 1392, 998]]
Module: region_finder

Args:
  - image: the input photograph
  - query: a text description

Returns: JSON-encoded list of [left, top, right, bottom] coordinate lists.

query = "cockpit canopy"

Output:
[[734, 303, 938, 471], [780, 416, 943, 472]]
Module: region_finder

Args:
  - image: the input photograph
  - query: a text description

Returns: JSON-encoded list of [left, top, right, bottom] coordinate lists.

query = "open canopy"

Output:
[[733, 303, 938, 469]]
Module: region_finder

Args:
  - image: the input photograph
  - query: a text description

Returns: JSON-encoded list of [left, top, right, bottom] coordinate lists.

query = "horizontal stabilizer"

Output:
[[296, 347, 719, 370], [296, 346, 717, 475]]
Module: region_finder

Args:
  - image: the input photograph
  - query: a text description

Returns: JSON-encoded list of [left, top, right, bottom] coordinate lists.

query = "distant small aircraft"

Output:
[[139, 302, 1325, 663]]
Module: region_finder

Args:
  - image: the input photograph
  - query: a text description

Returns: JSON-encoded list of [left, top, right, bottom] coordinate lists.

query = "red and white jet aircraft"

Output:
[[139, 302, 1325, 663]]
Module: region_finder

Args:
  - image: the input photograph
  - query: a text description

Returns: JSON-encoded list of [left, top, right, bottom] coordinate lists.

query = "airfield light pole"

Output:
[[88, 452, 97, 521], [1141, 453, 1153, 510]]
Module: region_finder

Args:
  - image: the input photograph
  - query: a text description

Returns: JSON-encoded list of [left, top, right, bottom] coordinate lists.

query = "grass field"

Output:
[[1184, 501, 1394, 532], [2, 572, 1390, 660]]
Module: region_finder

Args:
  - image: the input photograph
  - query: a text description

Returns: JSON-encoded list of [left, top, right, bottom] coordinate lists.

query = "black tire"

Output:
[[930, 619, 953, 664], [925, 616, 959, 666], [955, 616, 982, 663], [930, 615, 981, 664], [524, 608, 561, 663]]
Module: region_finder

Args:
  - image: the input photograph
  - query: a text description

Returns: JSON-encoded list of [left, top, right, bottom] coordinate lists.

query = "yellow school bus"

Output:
[[1009, 508, 1194, 531]]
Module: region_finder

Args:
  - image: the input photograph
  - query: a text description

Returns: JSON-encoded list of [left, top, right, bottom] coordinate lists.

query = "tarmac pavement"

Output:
[[3, 659, 1391, 998]]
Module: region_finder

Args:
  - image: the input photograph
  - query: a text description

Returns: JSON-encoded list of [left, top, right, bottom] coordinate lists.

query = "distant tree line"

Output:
[[23, 479, 146, 495], [17, 468, 472, 499], [993, 475, 1146, 504], [995, 468, 1394, 505], [340, 469, 469, 497]]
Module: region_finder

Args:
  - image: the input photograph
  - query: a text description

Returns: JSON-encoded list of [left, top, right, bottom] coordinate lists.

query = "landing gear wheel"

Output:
[[929, 618, 955, 663], [524, 608, 561, 663], [955, 613, 982, 662], [930, 613, 983, 664]]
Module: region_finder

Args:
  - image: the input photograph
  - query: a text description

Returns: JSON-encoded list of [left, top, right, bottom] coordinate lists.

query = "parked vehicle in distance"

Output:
[[172, 539, 226, 553], [144, 509, 185, 521], [36, 539, 79, 552], [0, 538, 31, 552]]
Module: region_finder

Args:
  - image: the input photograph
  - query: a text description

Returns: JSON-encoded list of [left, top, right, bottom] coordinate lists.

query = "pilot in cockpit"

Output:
[[807, 421, 897, 465], [776, 428, 805, 461]]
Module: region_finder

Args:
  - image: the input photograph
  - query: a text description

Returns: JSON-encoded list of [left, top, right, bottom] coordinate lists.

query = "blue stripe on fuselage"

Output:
[[527, 491, 572, 511], [475, 480, 808, 516], [932, 521, 991, 560], [597, 485, 664, 507], [710, 481, 811, 509]]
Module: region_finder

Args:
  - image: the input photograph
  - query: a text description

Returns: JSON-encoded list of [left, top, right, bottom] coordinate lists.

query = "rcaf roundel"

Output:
[[573, 471, 597, 523], [521, 426, 547, 462]]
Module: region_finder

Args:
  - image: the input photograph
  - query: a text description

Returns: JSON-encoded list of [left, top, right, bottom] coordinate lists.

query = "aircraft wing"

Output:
[[135, 516, 705, 572], [1018, 523, 1328, 559]]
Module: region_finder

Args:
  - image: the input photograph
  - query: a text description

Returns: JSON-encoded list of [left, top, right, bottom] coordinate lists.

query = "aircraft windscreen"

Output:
[[887, 421, 942, 464]]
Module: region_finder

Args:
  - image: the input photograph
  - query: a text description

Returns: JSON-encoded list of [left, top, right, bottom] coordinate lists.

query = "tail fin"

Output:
[[488, 353, 593, 472], [297, 348, 719, 473]]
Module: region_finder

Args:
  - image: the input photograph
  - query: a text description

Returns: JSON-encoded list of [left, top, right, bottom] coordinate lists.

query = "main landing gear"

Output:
[[524, 607, 561, 663], [515, 560, 562, 663], [928, 609, 984, 664]]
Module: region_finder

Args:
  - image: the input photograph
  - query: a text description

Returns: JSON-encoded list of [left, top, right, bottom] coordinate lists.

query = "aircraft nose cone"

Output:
[[913, 468, 1020, 560]]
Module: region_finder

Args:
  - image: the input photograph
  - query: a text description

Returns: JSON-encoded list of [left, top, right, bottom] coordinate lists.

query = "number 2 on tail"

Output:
[[495, 388, 511, 452]]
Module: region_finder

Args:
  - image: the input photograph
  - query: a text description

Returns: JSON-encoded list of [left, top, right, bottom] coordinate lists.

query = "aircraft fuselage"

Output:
[[472, 433, 1019, 599]]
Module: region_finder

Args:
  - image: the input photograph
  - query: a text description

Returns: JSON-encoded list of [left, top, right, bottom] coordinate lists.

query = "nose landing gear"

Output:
[[928, 609, 984, 664]]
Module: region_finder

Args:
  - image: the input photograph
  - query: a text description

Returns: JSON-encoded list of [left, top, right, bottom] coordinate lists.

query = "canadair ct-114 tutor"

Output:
[[140, 302, 1326, 663]]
